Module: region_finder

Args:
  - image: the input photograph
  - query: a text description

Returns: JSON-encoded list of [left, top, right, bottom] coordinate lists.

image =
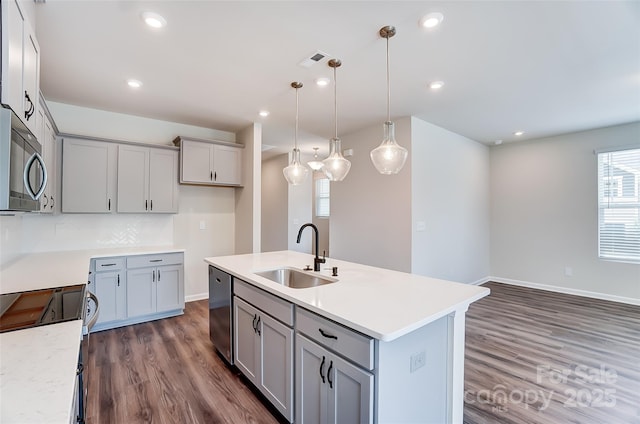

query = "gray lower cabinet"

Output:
[[89, 252, 184, 332], [233, 283, 294, 422], [91, 258, 126, 325], [296, 333, 374, 424]]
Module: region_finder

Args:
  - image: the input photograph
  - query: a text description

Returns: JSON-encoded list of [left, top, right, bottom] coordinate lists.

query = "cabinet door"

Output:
[[213, 145, 241, 185], [234, 297, 259, 383], [43, 118, 56, 213], [259, 313, 293, 422], [21, 17, 39, 135], [148, 149, 178, 213], [155, 265, 183, 312], [296, 334, 329, 424], [94, 271, 125, 323], [126, 268, 155, 318], [62, 138, 116, 213], [327, 354, 374, 424], [117, 145, 149, 213], [181, 140, 213, 183], [2, 0, 24, 117]]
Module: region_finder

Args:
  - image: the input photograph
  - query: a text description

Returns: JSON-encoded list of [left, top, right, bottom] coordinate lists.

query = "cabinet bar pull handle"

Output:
[[157, 270, 160, 281], [145, 200, 148, 210], [210, 171, 213, 181], [101, 263, 116, 267], [50, 196, 55, 209], [214, 171, 217, 181], [150, 259, 163, 262], [108, 198, 111, 211], [319, 328, 338, 340], [256, 316, 261, 336], [252, 314, 257, 332], [150, 200, 153, 211], [327, 360, 333, 388], [152, 270, 155, 282], [117, 274, 120, 287], [319, 356, 326, 383]]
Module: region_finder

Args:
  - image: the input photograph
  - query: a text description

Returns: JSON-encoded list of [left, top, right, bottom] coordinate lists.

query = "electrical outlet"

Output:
[[564, 266, 573, 277], [410, 350, 426, 373], [199, 220, 206, 230]]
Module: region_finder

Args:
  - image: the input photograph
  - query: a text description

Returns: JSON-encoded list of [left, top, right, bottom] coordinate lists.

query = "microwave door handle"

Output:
[[23, 152, 48, 200]]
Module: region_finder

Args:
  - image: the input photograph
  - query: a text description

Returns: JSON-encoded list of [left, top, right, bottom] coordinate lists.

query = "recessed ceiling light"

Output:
[[127, 79, 143, 89], [429, 81, 444, 90], [141, 12, 167, 29], [259, 110, 270, 117], [514, 131, 524, 136], [494, 140, 503, 145], [315, 77, 330, 87], [419, 12, 444, 29]]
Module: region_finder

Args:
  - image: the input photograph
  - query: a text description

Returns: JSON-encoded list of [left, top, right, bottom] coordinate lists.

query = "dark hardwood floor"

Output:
[[87, 282, 640, 424]]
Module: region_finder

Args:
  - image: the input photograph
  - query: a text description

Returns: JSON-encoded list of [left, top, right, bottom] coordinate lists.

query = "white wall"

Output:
[[490, 122, 640, 301], [47, 101, 235, 145], [0, 102, 238, 300], [287, 158, 313, 254], [330, 117, 412, 272], [411, 118, 491, 284], [261, 154, 289, 252], [235, 123, 262, 254], [312, 172, 330, 256]]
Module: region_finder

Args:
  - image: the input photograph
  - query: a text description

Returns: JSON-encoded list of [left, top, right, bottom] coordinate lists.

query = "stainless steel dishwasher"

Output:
[[209, 265, 233, 364]]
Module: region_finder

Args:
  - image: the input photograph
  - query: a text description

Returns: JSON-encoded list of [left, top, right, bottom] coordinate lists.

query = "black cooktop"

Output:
[[0, 284, 86, 333]]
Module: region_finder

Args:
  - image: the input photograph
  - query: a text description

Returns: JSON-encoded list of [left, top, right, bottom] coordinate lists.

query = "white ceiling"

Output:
[[34, 1, 640, 158]]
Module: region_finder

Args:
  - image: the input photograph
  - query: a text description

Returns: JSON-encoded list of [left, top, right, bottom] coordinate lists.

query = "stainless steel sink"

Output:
[[255, 267, 337, 289]]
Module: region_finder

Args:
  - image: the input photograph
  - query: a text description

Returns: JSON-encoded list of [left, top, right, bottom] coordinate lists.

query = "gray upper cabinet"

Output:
[[62, 138, 117, 213], [1, 0, 40, 135], [117, 145, 178, 213], [175, 137, 243, 186]]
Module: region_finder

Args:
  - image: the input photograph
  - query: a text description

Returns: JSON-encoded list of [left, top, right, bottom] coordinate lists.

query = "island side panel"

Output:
[[375, 315, 449, 423], [448, 306, 469, 424]]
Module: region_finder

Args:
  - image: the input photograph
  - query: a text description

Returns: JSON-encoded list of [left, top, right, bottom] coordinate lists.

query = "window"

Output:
[[597, 147, 640, 262], [315, 178, 330, 218]]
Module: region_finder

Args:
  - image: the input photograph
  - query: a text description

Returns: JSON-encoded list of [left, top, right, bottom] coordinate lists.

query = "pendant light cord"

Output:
[[386, 34, 391, 122], [295, 87, 299, 150], [333, 65, 338, 139]]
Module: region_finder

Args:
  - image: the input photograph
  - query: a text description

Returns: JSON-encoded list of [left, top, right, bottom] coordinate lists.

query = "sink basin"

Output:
[[255, 267, 337, 289]]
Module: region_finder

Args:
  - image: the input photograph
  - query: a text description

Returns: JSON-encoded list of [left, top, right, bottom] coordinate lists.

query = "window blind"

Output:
[[597, 148, 640, 262], [315, 178, 330, 218]]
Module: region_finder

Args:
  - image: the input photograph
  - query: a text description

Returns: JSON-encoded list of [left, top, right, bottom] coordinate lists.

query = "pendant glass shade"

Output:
[[283, 147, 309, 185], [322, 137, 351, 181], [307, 147, 324, 171], [370, 121, 408, 175]]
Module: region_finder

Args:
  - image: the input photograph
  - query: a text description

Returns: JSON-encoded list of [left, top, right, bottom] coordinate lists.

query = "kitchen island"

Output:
[[205, 250, 490, 424]]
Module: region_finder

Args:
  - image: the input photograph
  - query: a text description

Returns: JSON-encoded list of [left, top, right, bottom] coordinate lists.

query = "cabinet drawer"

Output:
[[127, 252, 183, 269], [234, 279, 294, 327], [94, 257, 125, 271], [297, 307, 374, 370]]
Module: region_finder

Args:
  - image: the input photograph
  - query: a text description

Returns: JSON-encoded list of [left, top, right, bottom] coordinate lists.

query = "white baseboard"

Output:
[[185, 292, 208, 302], [468, 277, 491, 286], [485, 276, 640, 306]]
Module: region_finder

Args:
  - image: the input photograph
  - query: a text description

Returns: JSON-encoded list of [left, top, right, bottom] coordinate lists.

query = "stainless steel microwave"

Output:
[[0, 106, 48, 212]]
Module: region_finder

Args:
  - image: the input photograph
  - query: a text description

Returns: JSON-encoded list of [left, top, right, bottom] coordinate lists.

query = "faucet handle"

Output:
[[304, 265, 312, 271]]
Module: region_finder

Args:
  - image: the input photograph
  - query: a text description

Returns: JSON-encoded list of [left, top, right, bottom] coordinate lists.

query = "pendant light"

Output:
[[370, 25, 408, 175], [322, 59, 351, 181], [283, 82, 310, 185], [307, 147, 324, 171]]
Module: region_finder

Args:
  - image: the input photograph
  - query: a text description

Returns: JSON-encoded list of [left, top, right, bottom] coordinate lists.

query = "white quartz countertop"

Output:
[[205, 251, 490, 342], [0, 319, 84, 423], [0, 246, 184, 294]]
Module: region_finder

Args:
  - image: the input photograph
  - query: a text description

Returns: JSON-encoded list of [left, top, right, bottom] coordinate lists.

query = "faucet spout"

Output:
[[296, 223, 325, 271]]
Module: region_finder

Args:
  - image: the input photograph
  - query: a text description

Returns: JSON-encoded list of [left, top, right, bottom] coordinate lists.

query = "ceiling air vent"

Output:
[[298, 50, 329, 68]]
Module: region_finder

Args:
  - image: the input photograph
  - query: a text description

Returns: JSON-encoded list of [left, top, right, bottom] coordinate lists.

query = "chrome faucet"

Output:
[[296, 223, 326, 271]]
